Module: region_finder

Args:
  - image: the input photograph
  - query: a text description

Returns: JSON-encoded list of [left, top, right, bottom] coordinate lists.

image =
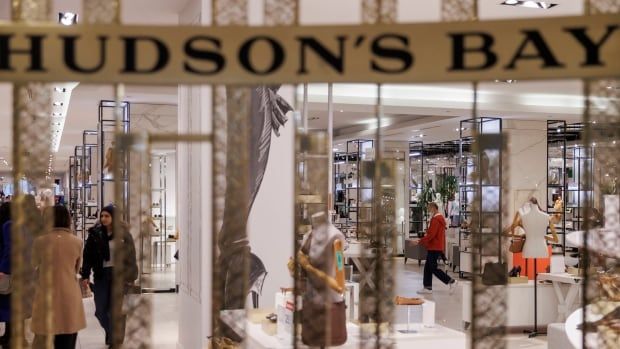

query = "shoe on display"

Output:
[[417, 288, 432, 295], [449, 279, 458, 294]]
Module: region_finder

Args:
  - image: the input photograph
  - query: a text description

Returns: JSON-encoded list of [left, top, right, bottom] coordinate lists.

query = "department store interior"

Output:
[[0, 0, 618, 348]]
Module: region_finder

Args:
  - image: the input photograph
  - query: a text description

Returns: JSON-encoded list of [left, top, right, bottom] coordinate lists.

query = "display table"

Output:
[[344, 246, 392, 290], [537, 273, 583, 322], [462, 280, 560, 328], [246, 321, 466, 349]]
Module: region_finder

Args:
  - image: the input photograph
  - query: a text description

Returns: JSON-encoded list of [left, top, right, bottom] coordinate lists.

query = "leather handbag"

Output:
[[301, 300, 347, 346], [482, 262, 507, 286], [0, 275, 11, 295], [509, 236, 525, 253]]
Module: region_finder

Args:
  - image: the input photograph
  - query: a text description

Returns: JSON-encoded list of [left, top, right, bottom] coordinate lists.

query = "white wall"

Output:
[[504, 119, 547, 225]]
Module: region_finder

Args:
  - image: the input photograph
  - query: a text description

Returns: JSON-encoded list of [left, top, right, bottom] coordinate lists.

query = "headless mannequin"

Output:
[[508, 200, 558, 337], [297, 212, 347, 346], [508, 202, 559, 255]]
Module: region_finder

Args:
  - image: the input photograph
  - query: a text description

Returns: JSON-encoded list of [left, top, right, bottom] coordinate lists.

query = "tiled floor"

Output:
[[13, 258, 549, 348]]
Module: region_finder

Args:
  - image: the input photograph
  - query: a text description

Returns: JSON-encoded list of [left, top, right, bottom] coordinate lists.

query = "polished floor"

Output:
[[5, 260, 550, 348]]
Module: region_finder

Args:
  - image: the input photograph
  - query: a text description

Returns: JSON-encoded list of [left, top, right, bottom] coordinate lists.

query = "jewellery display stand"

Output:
[[73, 146, 84, 238], [547, 121, 567, 255], [81, 130, 99, 240], [458, 117, 503, 278], [150, 153, 175, 269], [408, 141, 424, 239], [333, 139, 374, 240], [68, 155, 80, 231], [98, 100, 130, 215]]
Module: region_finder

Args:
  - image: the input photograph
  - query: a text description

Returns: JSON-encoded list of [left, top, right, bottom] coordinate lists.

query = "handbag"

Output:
[[300, 232, 347, 346], [482, 262, 507, 286], [301, 300, 347, 346], [0, 275, 11, 295], [509, 236, 525, 253]]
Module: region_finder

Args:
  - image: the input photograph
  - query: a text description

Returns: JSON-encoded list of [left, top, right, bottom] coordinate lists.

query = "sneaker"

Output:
[[449, 279, 458, 294], [417, 288, 433, 295]]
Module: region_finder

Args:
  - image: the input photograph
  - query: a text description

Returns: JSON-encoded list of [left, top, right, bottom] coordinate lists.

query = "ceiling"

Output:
[[0, 0, 603, 174]]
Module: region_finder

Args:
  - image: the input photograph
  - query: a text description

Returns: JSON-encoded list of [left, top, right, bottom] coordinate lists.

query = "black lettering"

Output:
[[184, 36, 225, 75], [565, 25, 618, 67], [371, 34, 413, 74], [238, 36, 284, 75], [448, 32, 497, 71], [505, 30, 564, 69], [297, 36, 347, 74], [121, 36, 169, 73], [62, 35, 107, 73], [0, 34, 45, 71]]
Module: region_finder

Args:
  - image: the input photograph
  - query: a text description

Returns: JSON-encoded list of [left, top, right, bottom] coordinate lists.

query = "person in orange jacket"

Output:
[[412, 202, 457, 294]]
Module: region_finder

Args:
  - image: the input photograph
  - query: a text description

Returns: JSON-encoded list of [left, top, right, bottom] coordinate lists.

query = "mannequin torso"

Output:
[[520, 204, 551, 258]]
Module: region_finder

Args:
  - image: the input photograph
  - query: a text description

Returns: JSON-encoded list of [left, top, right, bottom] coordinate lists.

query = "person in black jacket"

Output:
[[80, 205, 138, 347]]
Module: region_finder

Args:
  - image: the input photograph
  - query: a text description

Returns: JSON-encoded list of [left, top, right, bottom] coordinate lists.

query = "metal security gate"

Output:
[[4, 1, 618, 349]]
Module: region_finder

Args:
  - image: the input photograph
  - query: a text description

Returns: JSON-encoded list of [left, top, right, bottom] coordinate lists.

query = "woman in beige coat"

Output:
[[31, 205, 86, 349]]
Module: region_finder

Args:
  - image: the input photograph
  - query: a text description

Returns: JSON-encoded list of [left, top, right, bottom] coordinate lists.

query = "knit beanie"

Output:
[[101, 205, 115, 219]]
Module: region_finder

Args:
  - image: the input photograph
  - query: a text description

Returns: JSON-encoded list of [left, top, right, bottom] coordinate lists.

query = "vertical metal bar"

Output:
[[302, 84, 309, 131], [211, 2, 250, 346], [328, 84, 334, 210], [11, 2, 52, 349], [583, 2, 620, 348], [82, 2, 126, 348]]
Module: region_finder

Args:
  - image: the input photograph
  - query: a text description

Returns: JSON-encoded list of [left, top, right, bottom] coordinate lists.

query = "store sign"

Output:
[[0, 14, 618, 84]]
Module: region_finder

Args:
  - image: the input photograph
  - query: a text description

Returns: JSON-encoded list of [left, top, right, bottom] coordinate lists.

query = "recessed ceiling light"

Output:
[[339, 110, 344, 113], [52, 112, 61, 116], [494, 79, 518, 83], [53, 102, 63, 106], [54, 87, 66, 93], [58, 12, 78, 26], [501, 1, 557, 9]]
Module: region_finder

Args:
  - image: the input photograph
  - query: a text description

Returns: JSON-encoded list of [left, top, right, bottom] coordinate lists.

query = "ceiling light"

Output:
[[54, 87, 66, 93], [333, 148, 338, 152], [339, 110, 344, 113], [501, 1, 557, 9], [52, 112, 61, 116], [494, 79, 518, 83], [58, 12, 78, 26], [53, 102, 63, 106]]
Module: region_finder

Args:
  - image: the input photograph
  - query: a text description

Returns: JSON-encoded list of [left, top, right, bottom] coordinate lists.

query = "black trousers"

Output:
[[54, 333, 77, 349], [423, 250, 453, 289], [92, 267, 126, 345], [32, 333, 77, 349]]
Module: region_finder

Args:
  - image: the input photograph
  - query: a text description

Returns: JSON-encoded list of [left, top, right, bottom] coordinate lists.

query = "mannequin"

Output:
[[508, 197, 558, 338], [508, 198, 559, 257], [297, 212, 347, 346]]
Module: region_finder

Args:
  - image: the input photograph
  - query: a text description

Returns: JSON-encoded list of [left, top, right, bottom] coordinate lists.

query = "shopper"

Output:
[[0, 202, 10, 346], [0, 196, 41, 347], [413, 202, 457, 294], [31, 205, 86, 349], [80, 205, 138, 347]]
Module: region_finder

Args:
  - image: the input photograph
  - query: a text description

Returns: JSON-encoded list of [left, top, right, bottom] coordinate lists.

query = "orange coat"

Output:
[[419, 214, 446, 252]]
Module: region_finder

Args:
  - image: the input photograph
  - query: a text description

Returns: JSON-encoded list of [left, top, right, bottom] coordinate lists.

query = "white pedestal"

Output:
[[462, 280, 560, 328]]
